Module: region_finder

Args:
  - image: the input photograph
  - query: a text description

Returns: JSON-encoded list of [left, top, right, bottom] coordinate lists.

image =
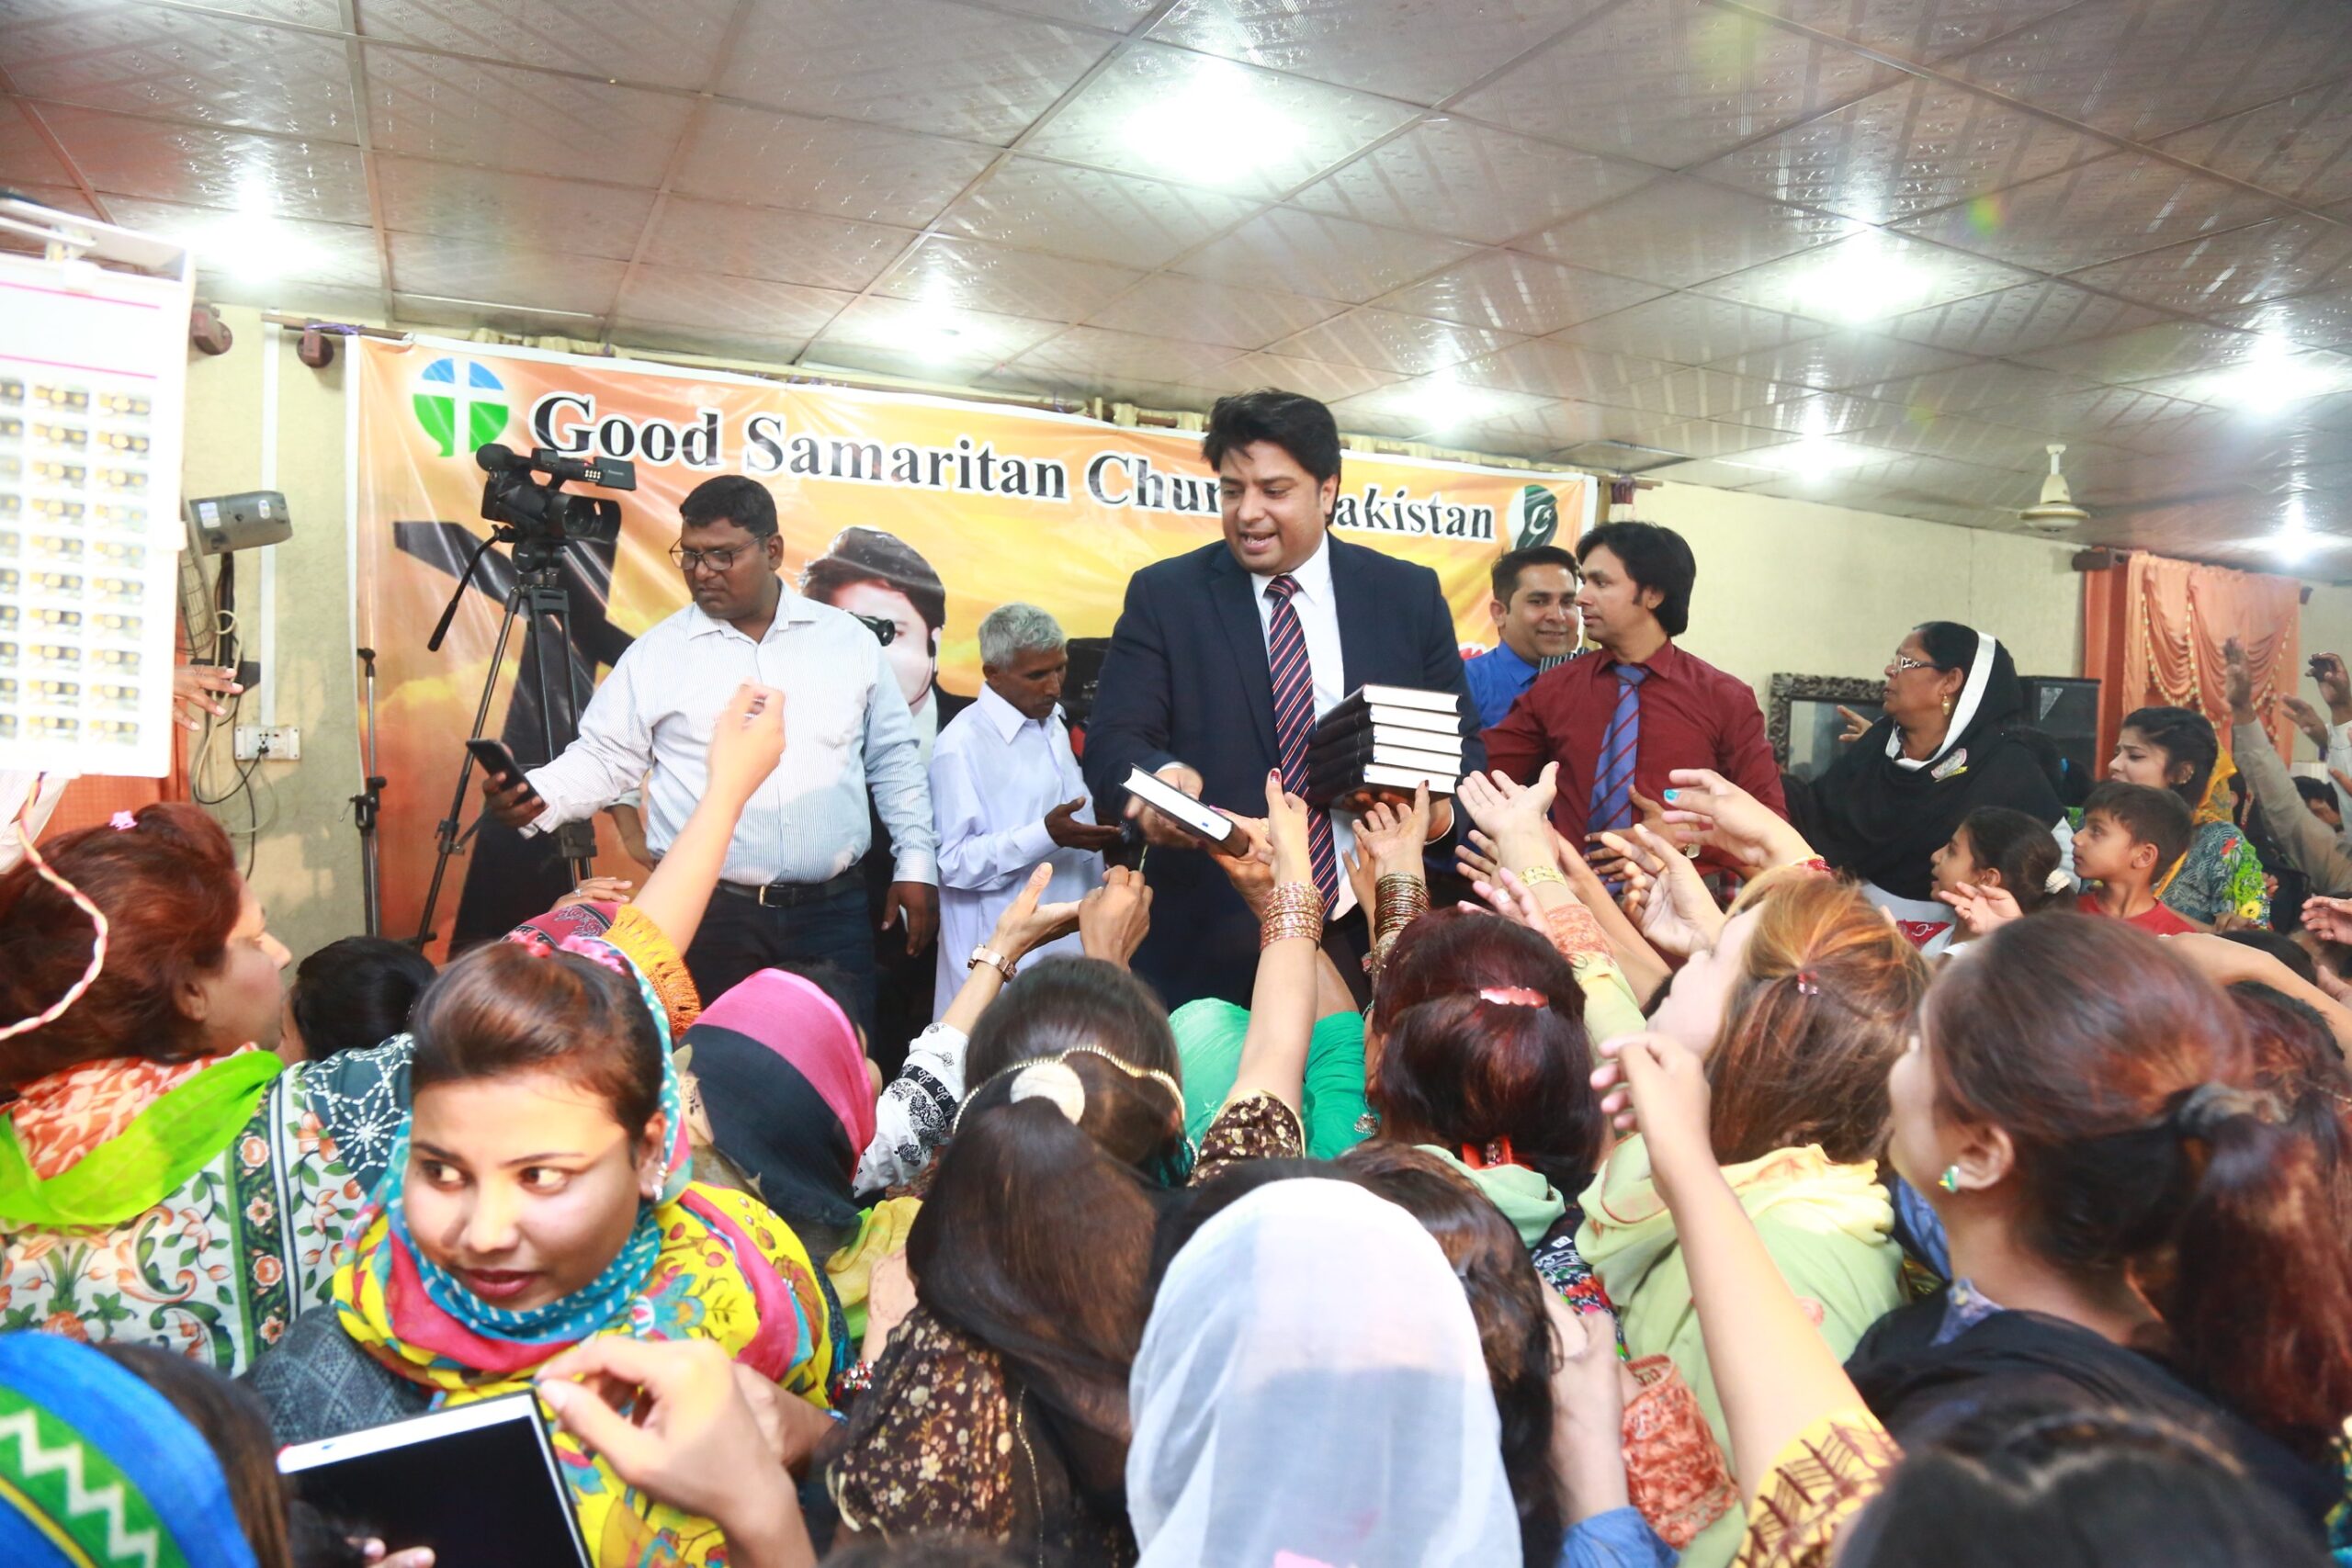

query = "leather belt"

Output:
[[712, 867, 864, 908]]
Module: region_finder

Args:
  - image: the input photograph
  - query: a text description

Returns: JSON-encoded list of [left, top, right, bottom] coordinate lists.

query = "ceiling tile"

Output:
[[1521, 176, 1863, 289], [1, 4, 357, 139], [1172, 207, 1478, 303], [2011, 318, 2264, 380], [612, 266, 852, 335], [808, 296, 1067, 373], [1560, 438, 1684, 470], [1622, 416, 1795, 457], [357, 0, 741, 91], [1892, 152, 2287, 273], [393, 290, 605, 336], [0, 107, 74, 190], [1719, 389, 1910, 434], [1731, 0, 2083, 65], [389, 231, 626, 315], [1148, 0, 1601, 106], [1874, 276, 2174, 356], [2152, 79, 2352, 210], [979, 0, 1163, 26], [669, 104, 996, 228], [1018, 42, 1418, 200], [1290, 118, 1655, 245], [1217, 350, 1406, 403], [0, 183, 103, 223], [1323, 379, 1555, 443], [935, 156, 1262, 268], [365, 45, 695, 186], [104, 194, 381, 288], [208, 279, 388, 317], [870, 234, 1143, 320], [32, 102, 368, 222], [1007, 323, 1241, 386], [1843, 409, 2050, 467], [2060, 217, 2352, 313], [1640, 455, 1777, 488], [377, 156, 655, 259], [1938, 0, 2352, 145], [2129, 348, 2352, 409], [2020, 380, 2228, 452], [717, 0, 1112, 144], [636, 197, 914, 291], [1433, 396, 1633, 453], [1590, 365, 1800, 421], [1552, 291, 1825, 364], [1451, 0, 1905, 170], [1083, 273, 1345, 350], [1264, 307, 1524, 375], [1690, 75, 2107, 226], [1700, 328, 1973, 390], [605, 321, 820, 365], [1369, 251, 1668, 336], [2223, 289, 2352, 353], [1450, 338, 1683, 399], [1851, 360, 2107, 421], [1691, 230, 2038, 324]]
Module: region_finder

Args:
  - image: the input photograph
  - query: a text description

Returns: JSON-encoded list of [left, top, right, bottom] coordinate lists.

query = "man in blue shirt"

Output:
[[1463, 544, 1583, 728]]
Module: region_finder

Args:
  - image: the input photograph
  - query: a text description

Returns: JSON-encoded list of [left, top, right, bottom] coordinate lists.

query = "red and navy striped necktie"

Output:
[[1589, 663, 1649, 834], [1265, 574, 1339, 909]]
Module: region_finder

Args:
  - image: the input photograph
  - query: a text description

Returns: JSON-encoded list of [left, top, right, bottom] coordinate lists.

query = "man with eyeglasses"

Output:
[[481, 474, 936, 1022]]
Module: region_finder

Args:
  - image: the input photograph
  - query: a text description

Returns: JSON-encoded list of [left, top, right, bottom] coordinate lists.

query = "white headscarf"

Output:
[[1126, 1179, 1523, 1568]]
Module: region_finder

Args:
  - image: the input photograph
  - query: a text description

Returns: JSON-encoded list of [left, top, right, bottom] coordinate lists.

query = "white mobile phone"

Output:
[[1123, 765, 1237, 847]]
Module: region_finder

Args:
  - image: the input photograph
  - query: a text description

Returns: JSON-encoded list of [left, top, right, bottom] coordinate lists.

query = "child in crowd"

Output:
[[2071, 781, 2200, 935], [1928, 806, 2069, 953]]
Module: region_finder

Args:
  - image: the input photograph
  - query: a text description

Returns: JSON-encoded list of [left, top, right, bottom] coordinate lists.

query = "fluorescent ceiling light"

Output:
[[1124, 64, 1303, 186], [2270, 493, 2322, 562], [2199, 348, 2350, 414], [1792, 246, 1937, 324], [195, 217, 322, 283]]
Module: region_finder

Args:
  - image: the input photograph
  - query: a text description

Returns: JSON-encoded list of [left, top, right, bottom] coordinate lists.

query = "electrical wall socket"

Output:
[[232, 725, 301, 761]]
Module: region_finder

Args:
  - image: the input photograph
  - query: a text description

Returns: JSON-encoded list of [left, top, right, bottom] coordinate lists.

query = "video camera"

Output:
[[476, 443, 634, 547]]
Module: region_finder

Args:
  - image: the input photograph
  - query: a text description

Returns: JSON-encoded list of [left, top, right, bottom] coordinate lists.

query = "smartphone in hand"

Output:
[[466, 738, 540, 802]]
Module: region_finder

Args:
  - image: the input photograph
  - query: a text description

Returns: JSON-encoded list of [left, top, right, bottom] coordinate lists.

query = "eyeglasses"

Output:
[[670, 543, 747, 574], [1891, 654, 1937, 674]]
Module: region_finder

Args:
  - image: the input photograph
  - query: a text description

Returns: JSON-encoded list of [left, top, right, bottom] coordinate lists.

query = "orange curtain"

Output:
[[2081, 550, 2301, 765]]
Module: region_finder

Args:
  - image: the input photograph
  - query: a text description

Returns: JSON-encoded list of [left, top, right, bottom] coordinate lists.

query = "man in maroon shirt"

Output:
[[1483, 521, 1786, 863]]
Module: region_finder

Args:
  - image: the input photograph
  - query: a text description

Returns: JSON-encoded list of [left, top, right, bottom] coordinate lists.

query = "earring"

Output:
[[1937, 1165, 1962, 1194], [1942, 694, 1954, 717]]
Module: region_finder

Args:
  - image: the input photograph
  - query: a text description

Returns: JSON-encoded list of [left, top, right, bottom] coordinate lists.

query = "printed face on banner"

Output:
[[355, 341, 1593, 951]]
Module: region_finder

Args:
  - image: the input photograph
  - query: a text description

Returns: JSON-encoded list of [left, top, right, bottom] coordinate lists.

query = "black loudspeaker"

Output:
[[2019, 675, 2101, 807]]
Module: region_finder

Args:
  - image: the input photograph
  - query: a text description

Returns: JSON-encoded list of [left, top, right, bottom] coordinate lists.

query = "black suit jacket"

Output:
[[1082, 537, 1484, 1008]]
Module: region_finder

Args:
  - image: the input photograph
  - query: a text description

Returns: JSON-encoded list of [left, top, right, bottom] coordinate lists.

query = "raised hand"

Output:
[[2301, 895, 2352, 945], [1124, 761, 1208, 850], [1355, 781, 1431, 877], [1045, 796, 1125, 852], [2283, 694, 2331, 753], [1079, 864, 1152, 966], [707, 682, 787, 806], [1209, 809, 1277, 914], [1936, 879, 2022, 937], [1589, 1032, 1714, 1203], [2316, 651, 2352, 721], [1834, 705, 1871, 745], [1599, 824, 1723, 958], [1456, 762, 1559, 846], [989, 862, 1082, 961], [170, 663, 241, 732], [1656, 768, 1813, 871], [2222, 637, 2256, 722], [1263, 770, 1314, 889]]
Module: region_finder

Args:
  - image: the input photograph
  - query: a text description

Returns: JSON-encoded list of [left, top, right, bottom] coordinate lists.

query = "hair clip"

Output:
[[1476, 986, 1545, 1008], [1462, 1135, 1520, 1169], [1793, 969, 1821, 996], [1009, 1060, 1087, 1125], [108, 810, 136, 830]]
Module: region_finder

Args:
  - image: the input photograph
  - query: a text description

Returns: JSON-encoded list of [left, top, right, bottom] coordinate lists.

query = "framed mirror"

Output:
[[1769, 674, 1885, 783]]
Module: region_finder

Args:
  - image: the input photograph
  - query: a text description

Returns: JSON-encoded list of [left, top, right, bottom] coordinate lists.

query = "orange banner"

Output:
[[354, 336, 1592, 949]]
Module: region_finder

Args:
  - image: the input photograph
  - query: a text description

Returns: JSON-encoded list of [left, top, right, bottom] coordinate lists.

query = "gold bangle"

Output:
[[1518, 863, 1568, 890], [1260, 881, 1326, 950]]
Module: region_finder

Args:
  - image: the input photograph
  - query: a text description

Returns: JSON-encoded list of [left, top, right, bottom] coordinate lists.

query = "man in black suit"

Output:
[[1083, 389, 1484, 1009]]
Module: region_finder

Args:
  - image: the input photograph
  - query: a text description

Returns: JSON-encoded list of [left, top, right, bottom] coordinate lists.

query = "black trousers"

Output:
[[683, 881, 876, 1032]]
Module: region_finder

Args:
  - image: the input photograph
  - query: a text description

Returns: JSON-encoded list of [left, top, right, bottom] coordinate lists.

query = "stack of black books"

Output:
[[1305, 684, 1466, 807]]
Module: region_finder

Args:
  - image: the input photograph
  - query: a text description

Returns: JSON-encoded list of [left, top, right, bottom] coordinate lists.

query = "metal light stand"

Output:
[[352, 646, 387, 937], [413, 532, 598, 947]]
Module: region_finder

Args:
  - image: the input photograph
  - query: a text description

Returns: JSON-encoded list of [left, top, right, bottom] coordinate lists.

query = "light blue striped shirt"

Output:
[[525, 588, 936, 887]]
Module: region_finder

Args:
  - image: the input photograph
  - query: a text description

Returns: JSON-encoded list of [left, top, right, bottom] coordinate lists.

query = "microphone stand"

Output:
[[352, 646, 387, 937]]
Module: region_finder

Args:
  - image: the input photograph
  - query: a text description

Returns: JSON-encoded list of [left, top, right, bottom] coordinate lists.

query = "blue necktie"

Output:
[[1588, 664, 1648, 834]]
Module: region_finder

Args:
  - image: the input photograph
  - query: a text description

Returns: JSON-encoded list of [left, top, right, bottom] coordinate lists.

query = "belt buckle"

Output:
[[754, 883, 775, 908]]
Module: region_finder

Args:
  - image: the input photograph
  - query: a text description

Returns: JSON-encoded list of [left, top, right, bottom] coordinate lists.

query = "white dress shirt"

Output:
[[1250, 534, 1359, 917], [928, 682, 1103, 1015], [525, 588, 936, 887]]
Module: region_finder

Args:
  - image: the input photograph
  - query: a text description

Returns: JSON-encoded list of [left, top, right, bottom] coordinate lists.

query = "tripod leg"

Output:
[[523, 576, 599, 885], [414, 582, 528, 945]]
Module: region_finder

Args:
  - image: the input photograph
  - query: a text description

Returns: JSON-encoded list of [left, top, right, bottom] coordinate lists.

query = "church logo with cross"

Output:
[[412, 357, 511, 457]]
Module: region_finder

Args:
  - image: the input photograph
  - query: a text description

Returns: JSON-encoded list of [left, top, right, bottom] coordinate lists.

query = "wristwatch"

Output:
[[968, 945, 1017, 981]]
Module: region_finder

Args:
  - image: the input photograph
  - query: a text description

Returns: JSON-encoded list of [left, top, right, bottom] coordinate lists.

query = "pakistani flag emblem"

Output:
[[1507, 484, 1560, 550], [412, 358, 509, 458]]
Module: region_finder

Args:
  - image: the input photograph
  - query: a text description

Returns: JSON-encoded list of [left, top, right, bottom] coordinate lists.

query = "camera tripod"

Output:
[[413, 528, 599, 947]]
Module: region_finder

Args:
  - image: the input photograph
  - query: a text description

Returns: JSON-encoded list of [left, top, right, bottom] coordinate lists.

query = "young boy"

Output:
[[2073, 781, 2199, 935]]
